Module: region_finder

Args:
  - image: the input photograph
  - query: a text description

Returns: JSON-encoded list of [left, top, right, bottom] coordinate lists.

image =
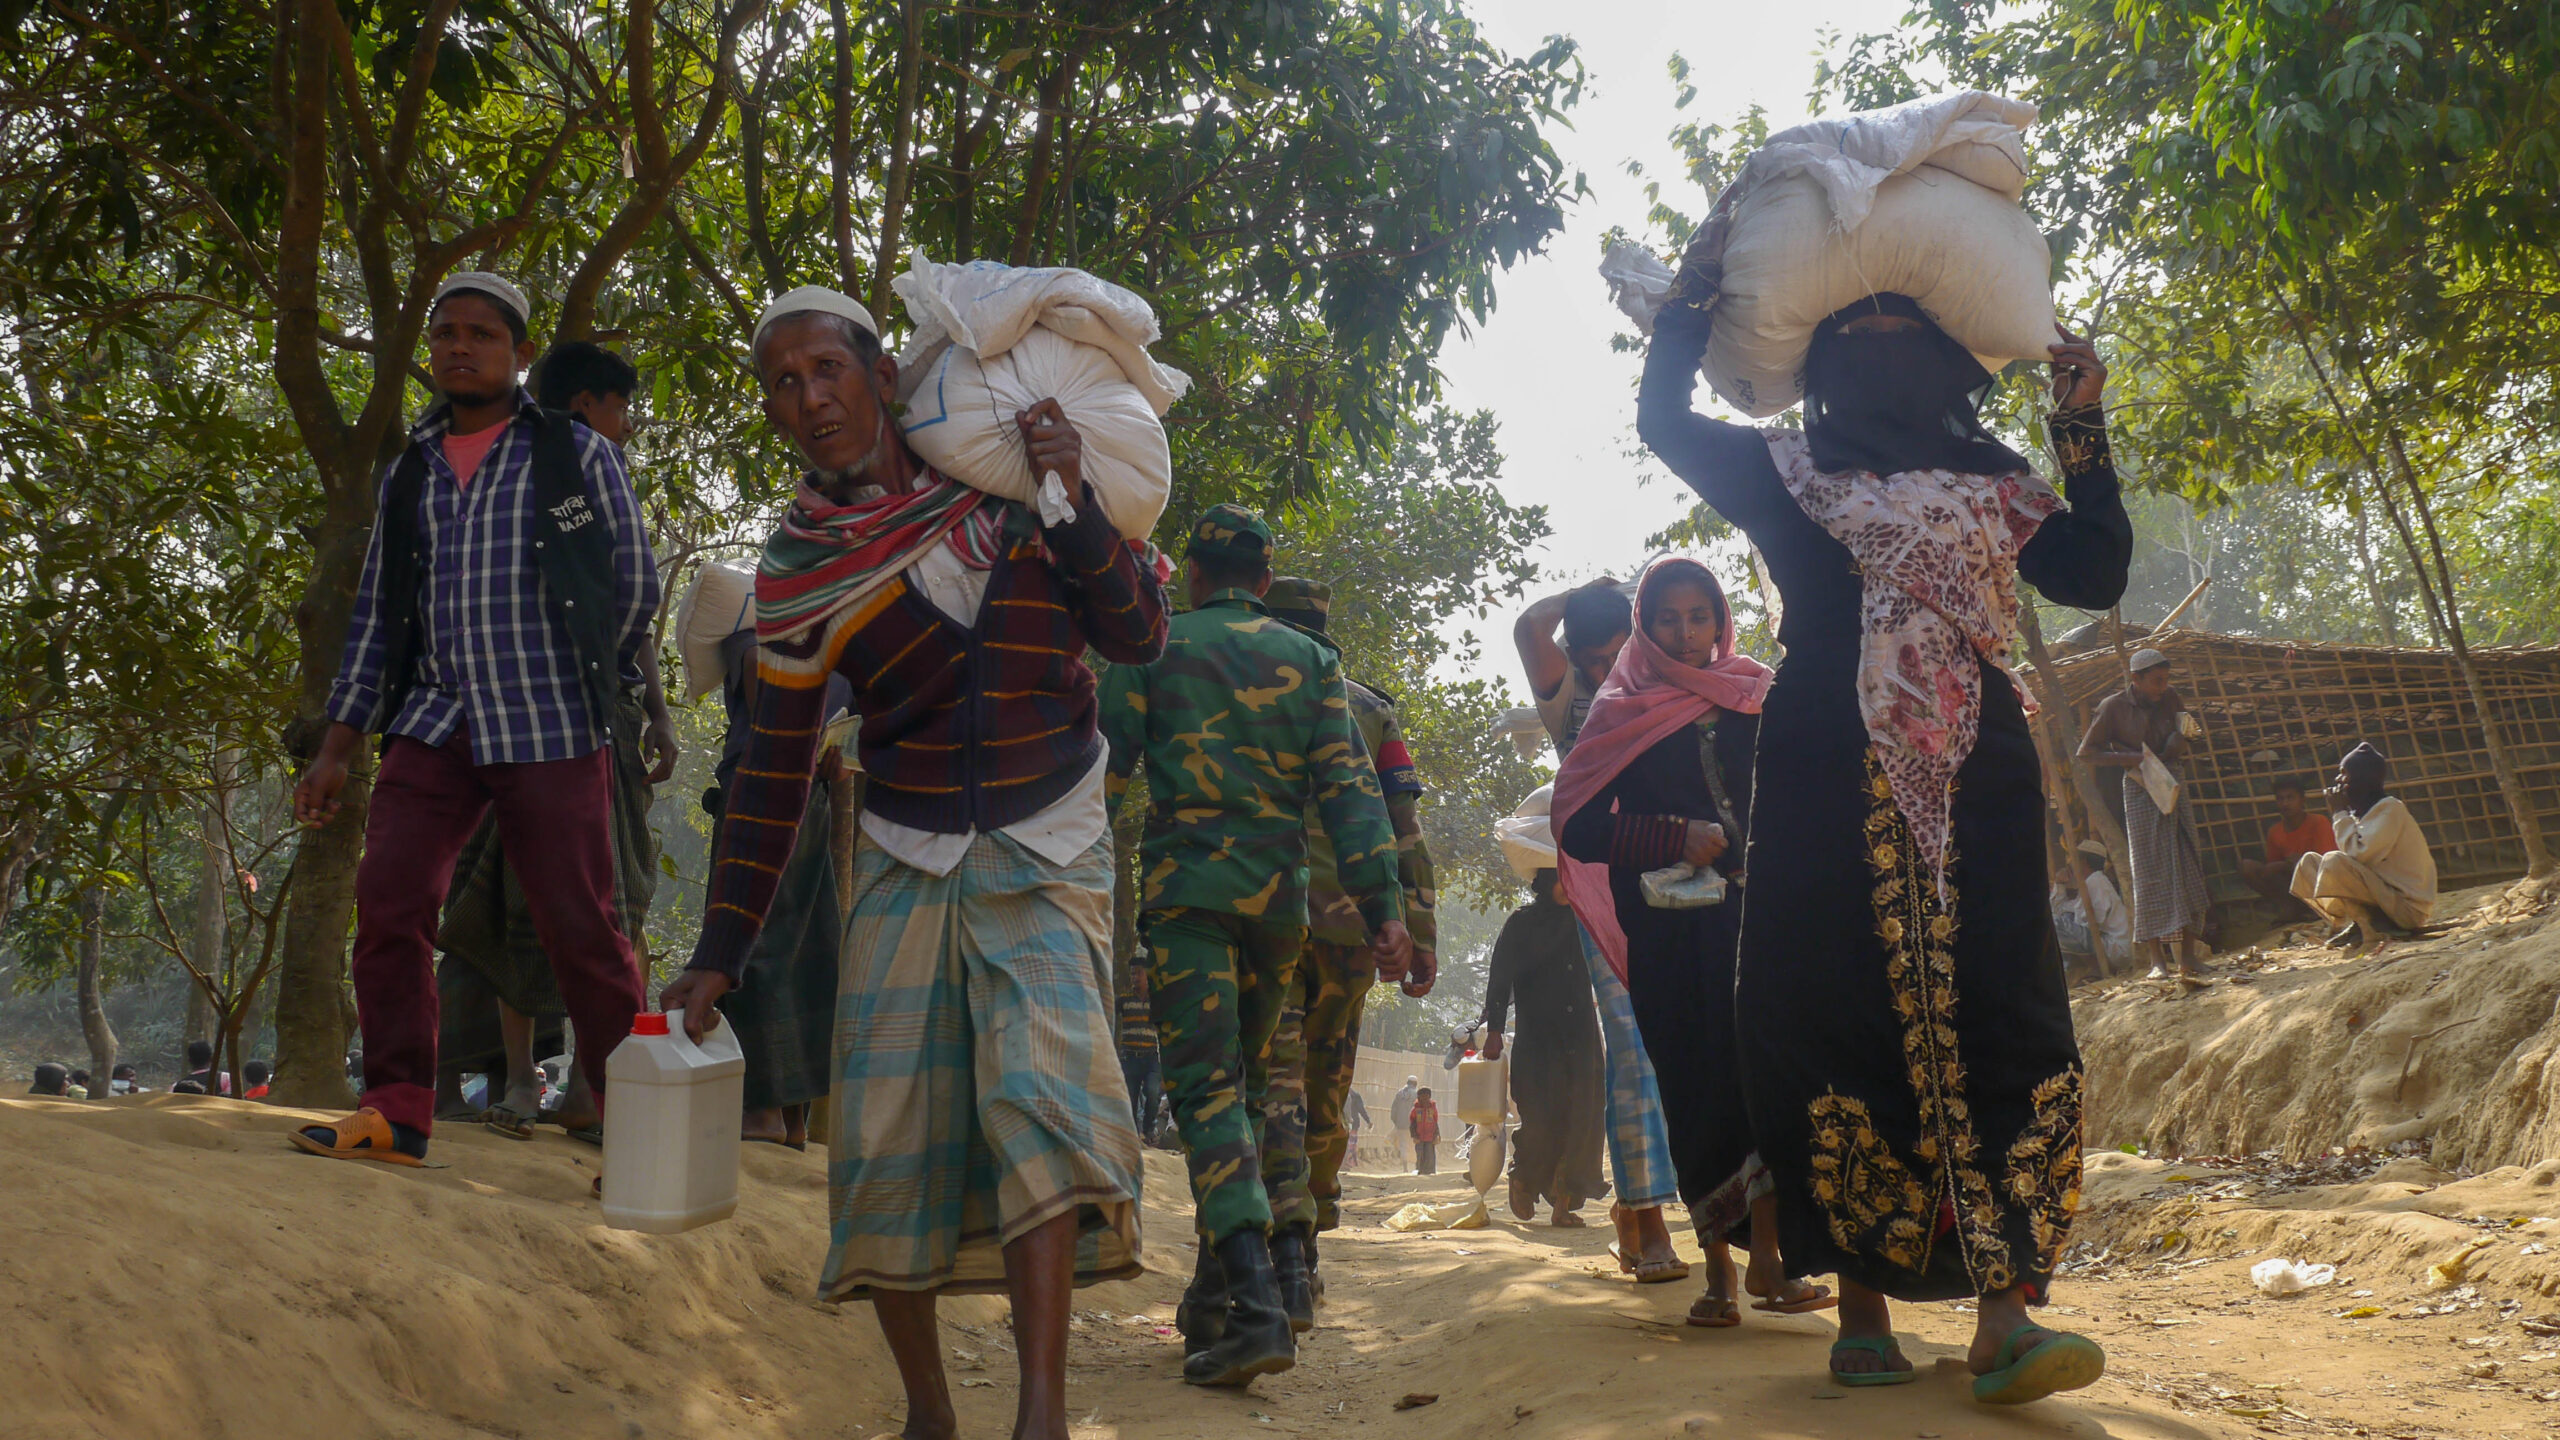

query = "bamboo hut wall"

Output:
[[2030, 630, 2560, 894]]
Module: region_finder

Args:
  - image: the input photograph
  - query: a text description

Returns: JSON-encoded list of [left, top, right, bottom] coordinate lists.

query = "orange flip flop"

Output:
[[289, 1107, 425, 1167]]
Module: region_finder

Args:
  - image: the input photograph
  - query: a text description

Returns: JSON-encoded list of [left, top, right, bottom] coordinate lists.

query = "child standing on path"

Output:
[[1409, 1088, 1441, 1175]]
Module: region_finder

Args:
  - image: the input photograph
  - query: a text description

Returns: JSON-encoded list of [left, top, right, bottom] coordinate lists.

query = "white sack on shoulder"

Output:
[[891, 255, 1189, 540], [1497, 783, 1559, 881], [675, 561, 757, 703]]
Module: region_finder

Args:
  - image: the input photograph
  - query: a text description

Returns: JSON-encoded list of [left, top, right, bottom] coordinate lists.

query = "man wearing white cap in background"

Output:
[[290, 271, 660, 1165], [663, 286, 1166, 1437], [2078, 647, 2212, 980]]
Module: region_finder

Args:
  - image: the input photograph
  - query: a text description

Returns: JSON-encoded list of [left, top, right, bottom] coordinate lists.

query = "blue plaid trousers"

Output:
[[1577, 920, 1679, 1210]]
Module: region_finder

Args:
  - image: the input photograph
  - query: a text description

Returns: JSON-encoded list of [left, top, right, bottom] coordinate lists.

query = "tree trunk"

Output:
[[869, 0, 926, 318], [0, 817, 34, 933], [1008, 55, 1080, 265], [2348, 504, 2399, 644], [827, 0, 858, 291], [2386, 429, 2552, 876], [2290, 308, 2551, 876], [271, 765, 366, 1107], [77, 888, 118, 1094], [188, 751, 235, 1048], [2019, 605, 2133, 956]]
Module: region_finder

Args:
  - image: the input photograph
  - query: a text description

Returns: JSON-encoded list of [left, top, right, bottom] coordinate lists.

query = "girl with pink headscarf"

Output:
[[1554, 557, 1832, 1329]]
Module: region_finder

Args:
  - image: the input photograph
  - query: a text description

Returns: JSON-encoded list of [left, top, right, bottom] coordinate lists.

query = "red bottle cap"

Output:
[[632, 1012, 670, 1036]]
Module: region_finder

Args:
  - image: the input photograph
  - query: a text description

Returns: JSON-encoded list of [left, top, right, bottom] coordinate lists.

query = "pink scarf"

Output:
[[1551, 558, 1774, 982]]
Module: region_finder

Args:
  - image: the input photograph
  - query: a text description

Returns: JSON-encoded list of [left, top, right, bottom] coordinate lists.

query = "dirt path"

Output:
[[1002, 1154, 2259, 1440], [14, 1094, 2560, 1439]]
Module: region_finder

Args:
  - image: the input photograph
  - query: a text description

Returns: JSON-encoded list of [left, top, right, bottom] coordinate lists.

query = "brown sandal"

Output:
[[1687, 1292, 1742, 1327], [1749, 1278, 1837, 1314], [289, 1107, 424, 1167], [1609, 1243, 1692, 1285]]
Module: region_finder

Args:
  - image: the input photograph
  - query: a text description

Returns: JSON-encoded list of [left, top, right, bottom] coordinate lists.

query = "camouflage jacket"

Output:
[[1100, 589, 1404, 930], [1289, 632, 1437, 950]]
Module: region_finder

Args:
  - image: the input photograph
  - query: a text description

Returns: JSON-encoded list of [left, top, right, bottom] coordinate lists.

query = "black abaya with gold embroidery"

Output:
[[1636, 305, 2132, 1303]]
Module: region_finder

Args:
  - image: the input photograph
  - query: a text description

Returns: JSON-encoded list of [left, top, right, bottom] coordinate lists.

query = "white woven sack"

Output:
[[1705, 163, 2056, 416], [675, 561, 756, 702], [1603, 91, 2060, 419], [892, 255, 1187, 540], [1497, 783, 1558, 882]]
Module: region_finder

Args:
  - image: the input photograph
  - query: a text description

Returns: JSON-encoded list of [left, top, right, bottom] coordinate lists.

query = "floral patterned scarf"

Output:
[[1764, 430, 2062, 894]]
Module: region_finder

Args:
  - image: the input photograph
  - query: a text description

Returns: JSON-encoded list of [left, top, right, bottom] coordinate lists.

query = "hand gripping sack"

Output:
[[1606, 91, 2059, 418], [891, 255, 1190, 540]]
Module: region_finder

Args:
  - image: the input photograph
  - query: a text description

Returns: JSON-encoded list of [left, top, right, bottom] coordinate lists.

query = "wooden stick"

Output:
[[2155, 575, 2213, 633]]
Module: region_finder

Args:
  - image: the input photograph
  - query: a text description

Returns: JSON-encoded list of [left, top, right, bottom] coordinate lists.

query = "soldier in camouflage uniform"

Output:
[[1261, 578, 1438, 1291], [1100, 504, 1413, 1387]]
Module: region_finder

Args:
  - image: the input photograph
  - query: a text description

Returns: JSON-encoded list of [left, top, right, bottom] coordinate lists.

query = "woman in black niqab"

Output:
[[1799, 293, 2035, 479]]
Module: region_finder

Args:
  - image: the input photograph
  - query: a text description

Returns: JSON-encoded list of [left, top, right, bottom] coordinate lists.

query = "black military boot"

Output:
[[1307, 1227, 1326, 1306], [1181, 1229, 1297, 1386], [1174, 1240, 1226, 1357], [1271, 1224, 1316, 1334]]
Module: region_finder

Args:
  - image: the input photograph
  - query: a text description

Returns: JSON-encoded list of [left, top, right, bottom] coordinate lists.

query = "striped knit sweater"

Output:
[[688, 489, 1166, 981]]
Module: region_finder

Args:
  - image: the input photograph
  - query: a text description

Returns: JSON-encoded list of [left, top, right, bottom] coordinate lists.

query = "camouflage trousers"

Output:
[[1258, 938, 1377, 1233], [1144, 906, 1305, 1242]]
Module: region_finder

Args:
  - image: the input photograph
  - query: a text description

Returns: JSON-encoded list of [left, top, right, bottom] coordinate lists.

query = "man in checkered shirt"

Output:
[[289, 272, 660, 1167]]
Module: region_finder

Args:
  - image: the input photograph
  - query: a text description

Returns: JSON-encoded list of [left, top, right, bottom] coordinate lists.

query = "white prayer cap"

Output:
[[432, 271, 532, 330], [753, 285, 879, 355], [2129, 647, 2170, 673]]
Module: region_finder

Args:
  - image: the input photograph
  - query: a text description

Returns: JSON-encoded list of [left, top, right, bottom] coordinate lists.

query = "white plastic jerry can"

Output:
[[1455, 1054, 1509, 1128], [602, 1010, 746, 1234]]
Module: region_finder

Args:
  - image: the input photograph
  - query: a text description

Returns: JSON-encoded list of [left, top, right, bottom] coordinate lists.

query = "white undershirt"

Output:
[[856, 535, 1110, 878]]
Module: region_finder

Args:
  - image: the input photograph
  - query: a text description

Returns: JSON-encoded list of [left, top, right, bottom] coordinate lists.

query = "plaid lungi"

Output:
[[2123, 769, 2211, 941], [1577, 921, 1680, 1210], [819, 829, 1144, 1301]]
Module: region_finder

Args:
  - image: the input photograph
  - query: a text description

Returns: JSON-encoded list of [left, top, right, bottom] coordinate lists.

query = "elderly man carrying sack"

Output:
[[666, 286, 1168, 1440]]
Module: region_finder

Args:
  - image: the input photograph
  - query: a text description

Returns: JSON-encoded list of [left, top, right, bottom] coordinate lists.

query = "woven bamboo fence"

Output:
[[2028, 630, 2560, 895]]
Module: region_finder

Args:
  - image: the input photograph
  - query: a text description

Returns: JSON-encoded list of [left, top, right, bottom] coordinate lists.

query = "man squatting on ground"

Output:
[[1100, 506, 1413, 1386], [2293, 742, 2440, 952], [662, 286, 1164, 1440], [291, 272, 658, 1166], [1261, 577, 1439, 1271]]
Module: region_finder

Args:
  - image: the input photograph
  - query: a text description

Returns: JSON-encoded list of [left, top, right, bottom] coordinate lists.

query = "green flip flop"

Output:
[[1971, 1324, 2105, 1405], [1829, 1335, 1919, 1387]]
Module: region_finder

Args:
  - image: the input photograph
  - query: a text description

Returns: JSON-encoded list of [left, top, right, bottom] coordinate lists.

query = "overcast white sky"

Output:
[[1436, 0, 1911, 690]]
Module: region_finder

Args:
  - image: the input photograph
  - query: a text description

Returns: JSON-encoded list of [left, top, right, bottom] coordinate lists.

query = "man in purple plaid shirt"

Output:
[[290, 271, 660, 1167]]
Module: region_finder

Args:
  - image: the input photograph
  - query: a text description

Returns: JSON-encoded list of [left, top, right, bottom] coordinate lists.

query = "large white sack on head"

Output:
[[675, 561, 757, 702], [1497, 783, 1558, 881], [1621, 90, 2059, 418], [1744, 91, 2039, 225], [1705, 165, 2055, 416], [892, 256, 1188, 540]]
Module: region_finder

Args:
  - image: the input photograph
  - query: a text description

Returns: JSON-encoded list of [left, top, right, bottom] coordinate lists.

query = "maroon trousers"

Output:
[[352, 731, 643, 1134]]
